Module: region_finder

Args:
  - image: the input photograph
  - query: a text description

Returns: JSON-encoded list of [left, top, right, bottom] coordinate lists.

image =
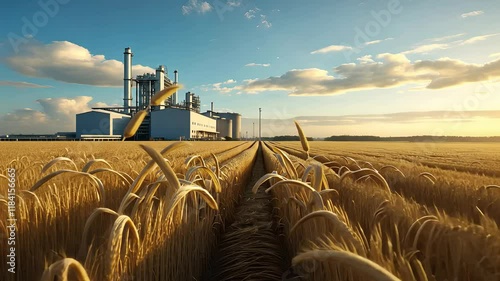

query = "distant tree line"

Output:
[[324, 135, 500, 142], [261, 135, 314, 141]]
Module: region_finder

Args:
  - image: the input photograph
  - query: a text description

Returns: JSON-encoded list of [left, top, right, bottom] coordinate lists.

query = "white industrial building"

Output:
[[151, 108, 217, 140], [75, 47, 242, 141], [76, 110, 130, 139]]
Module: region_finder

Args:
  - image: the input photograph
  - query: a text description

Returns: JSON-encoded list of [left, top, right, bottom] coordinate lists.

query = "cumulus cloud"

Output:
[[311, 45, 352, 54], [461, 11, 484, 18], [3, 108, 47, 123], [4, 41, 154, 87], [0, 96, 108, 134], [239, 53, 500, 96], [182, 0, 212, 15], [245, 63, 271, 67], [0, 81, 52, 88]]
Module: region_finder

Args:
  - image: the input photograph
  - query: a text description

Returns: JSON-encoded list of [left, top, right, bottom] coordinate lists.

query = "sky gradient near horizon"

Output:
[[0, 0, 500, 137]]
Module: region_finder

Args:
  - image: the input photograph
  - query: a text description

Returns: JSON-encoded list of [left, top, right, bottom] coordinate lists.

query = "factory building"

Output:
[[75, 47, 242, 140], [76, 110, 130, 139], [202, 103, 241, 139], [151, 108, 217, 140]]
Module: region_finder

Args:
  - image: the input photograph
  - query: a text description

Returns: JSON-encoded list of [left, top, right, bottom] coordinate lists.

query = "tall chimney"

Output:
[[156, 65, 165, 92], [173, 70, 178, 105], [210, 102, 214, 117], [186, 92, 192, 110], [123, 47, 133, 114]]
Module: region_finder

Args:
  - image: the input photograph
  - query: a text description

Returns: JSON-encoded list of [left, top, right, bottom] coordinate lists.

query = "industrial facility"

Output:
[[75, 47, 241, 140]]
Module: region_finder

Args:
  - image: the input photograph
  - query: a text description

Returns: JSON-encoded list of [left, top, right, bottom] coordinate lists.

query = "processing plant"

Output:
[[76, 48, 241, 140]]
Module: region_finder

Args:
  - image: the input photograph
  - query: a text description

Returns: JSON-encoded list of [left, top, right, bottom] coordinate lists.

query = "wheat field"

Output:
[[0, 135, 499, 280]]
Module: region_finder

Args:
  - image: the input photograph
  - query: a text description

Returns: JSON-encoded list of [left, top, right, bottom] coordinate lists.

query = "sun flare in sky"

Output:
[[1, 0, 499, 137]]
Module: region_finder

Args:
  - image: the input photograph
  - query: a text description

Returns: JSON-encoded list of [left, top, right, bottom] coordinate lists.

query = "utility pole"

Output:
[[259, 108, 262, 141], [252, 122, 255, 140]]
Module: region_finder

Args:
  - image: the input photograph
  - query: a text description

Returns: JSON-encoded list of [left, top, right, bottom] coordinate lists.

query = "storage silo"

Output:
[[217, 113, 241, 139], [216, 118, 232, 139]]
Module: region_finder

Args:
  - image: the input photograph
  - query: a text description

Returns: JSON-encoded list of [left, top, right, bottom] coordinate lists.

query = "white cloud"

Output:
[[460, 33, 500, 45], [244, 8, 260, 19], [402, 43, 449, 55], [311, 45, 353, 54], [258, 15, 272, 28], [461, 10, 484, 18], [5, 41, 154, 87], [245, 8, 272, 28], [0, 81, 52, 88], [357, 55, 375, 64], [490, 53, 500, 58], [239, 54, 500, 96], [365, 38, 394, 45], [199, 79, 238, 94], [401, 33, 498, 55], [241, 110, 500, 137], [0, 96, 107, 134], [182, 0, 212, 15], [427, 33, 466, 42], [227, 0, 242, 7], [245, 63, 271, 67]]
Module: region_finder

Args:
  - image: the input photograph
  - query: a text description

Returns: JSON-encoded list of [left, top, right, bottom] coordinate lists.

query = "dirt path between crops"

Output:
[[203, 146, 287, 281]]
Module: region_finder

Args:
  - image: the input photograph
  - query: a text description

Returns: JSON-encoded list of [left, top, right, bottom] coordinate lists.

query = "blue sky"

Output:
[[1, 0, 500, 137]]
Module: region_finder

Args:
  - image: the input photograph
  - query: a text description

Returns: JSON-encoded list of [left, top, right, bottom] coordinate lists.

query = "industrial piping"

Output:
[[123, 47, 133, 114], [173, 70, 179, 105]]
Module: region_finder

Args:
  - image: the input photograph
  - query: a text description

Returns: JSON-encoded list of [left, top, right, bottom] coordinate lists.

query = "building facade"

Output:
[[150, 108, 217, 140]]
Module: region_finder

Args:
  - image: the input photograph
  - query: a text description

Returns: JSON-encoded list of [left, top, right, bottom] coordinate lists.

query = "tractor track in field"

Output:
[[203, 145, 287, 281]]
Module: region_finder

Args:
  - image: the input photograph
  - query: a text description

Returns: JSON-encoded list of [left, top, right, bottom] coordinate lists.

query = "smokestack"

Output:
[[173, 70, 178, 105], [210, 102, 214, 117], [123, 47, 133, 114], [156, 65, 165, 92], [186, 92, 192, 110]]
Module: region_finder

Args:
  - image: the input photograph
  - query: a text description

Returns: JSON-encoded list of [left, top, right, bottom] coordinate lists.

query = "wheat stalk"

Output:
[[418, 172, 437, 182], [150, 84, 182, 106], [165, 185, 219, 220], [185, 166, 222, 193], [41, 157, 78, 173], [105, 215, 141, 280], [126, 142, 189, 195], [123, 109, 148, 140], [140, 144, 181, 190], [40, 258, 91, 281], [30, 169, 105, 204], [340, 168, 391, 192], [82, 159, 113, 172], [380, 165, 406, 178], [292, 250, 401, 281], [294, 120, 310, 159], [252, 172, 288, 194], [291, 210, 365, 254], [79, 207, 119, 260]]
